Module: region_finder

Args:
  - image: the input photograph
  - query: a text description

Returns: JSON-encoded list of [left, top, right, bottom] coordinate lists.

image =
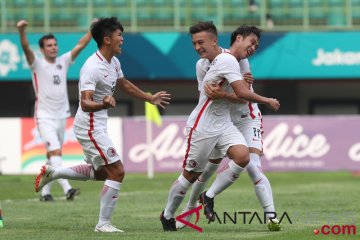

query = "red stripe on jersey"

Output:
[[96, 52, 103, 61], [182, 79, 226, 168], [248, 102, 256, 119], [87, 112, 108, 165], [33, 72, 39, 118], [89, 112, 94, 131]]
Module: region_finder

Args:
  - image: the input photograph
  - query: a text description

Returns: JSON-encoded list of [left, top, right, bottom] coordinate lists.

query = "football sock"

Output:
[[50, 155, 72, 193], [206, 160, 244, 198], [51, 164, 95, 181], [98, 180, 121, 227], [164, 174, 191, 219], [186, 162, 219, 208], [247, 153, 276, 218]]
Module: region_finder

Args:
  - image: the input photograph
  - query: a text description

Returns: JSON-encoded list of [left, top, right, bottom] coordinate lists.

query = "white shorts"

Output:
[[74, 126, 121, 170], [234, 117, 263, 150], [183, 124, 247, 172], [36, 118, 66, 152], [210, 117, 263, 159]]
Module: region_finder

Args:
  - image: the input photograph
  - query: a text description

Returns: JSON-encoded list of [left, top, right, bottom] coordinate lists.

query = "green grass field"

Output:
[[0, 171, 359, 239]]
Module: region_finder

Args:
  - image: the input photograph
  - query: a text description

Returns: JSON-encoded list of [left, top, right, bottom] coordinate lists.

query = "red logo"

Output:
[[314, 225, 356, 235], [176, 205, 203, 232], [107, 147, 117, 157]]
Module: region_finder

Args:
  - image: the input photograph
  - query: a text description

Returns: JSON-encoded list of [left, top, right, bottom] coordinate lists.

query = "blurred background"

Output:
[[0, 0, 359, 175]]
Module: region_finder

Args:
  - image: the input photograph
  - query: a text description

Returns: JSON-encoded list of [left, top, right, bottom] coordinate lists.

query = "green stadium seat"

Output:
[[269, 0, 283, 8], [51, 0, 67, 7], [328, 0, 343, 7], [327, 13, 346, 26], [12, 0, 28, 7], [33, 0, 45, 7], [93, 0, 108, 7], [72, 0, 87, 7], [288, 0, 302, 7], [111, 0, 129, 7]]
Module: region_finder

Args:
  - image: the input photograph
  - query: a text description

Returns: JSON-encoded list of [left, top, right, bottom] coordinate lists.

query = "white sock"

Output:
[[206, 160, 244, 198], [247, 153, 275, 218], [41, 181, 54, 196], [41, 158, 54, 196], [164, 174, 191, 219], [49, 155, 72, 193], [97, 180, 121, 227], [52, 164, 95, 181], [186, 162, 219, 209]]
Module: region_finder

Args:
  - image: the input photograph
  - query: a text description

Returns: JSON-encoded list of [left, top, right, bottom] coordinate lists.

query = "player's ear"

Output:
[[103, 36, 111, 45]]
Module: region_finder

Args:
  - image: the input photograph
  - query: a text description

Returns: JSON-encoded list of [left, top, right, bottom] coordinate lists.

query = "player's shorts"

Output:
[[183, 123, 247, 172], [36, 118, 66, 152], [234, 117, 263, 151], [210, 117, 263, 159], [74, 126, 121, 170]]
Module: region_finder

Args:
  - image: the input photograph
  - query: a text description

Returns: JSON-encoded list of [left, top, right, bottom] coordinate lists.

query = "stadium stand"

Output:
[[0, 0, 358, 32]]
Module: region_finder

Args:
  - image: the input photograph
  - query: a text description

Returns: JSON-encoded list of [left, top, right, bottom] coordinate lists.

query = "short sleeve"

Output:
[[114, 58, 124, 79], [239, 58, 251, 74], [29, 55, 39, 70], [79, 65, 97, 91], [217, 54, 243, 84], [60, 51, 73, 68], [196, 59, 207, 92]]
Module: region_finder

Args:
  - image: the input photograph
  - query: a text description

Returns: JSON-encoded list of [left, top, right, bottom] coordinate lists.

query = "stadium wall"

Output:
[[1, 32, 360, 81], [1, 116, 359, 175]]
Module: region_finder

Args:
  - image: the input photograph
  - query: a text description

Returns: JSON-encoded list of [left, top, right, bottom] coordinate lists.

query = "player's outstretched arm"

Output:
[[17, 20, 35, 65], [116, 78, 171, 108], [70, 19, 98, 61]]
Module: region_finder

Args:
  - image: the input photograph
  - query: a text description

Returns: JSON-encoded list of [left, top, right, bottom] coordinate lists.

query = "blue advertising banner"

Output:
[[1, 31, 360, 81]]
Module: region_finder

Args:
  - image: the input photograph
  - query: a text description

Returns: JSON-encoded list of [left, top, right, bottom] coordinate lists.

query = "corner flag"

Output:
[[145, 101, 162, 126]]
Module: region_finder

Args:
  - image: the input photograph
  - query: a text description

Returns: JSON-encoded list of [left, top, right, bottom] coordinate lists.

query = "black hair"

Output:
[[91, 17, 124, 48], [189, 21, 217, 37], [230, 25, 262, 46], [39, 34, 56, 48]]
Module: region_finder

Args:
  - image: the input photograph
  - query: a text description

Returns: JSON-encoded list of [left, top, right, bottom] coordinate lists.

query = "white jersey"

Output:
[[230, 58, 261, 124], [74, 51, 124, 130], [30, 52, 72, 119], [195, 49, 261, 124], [186, 52, 243, 135]]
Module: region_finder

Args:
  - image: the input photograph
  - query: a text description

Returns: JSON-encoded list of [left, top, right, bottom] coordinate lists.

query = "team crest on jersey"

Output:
[[188, 160, 198, 168], [107, 147, 117, 158], [56, 64, 62, 70]]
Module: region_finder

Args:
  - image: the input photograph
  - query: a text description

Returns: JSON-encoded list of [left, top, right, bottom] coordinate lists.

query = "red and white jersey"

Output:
[[230, 58, 261, 123], [74, 51, 124, 130], [186, 52, 243, 135], [30, 52, 72, 119]]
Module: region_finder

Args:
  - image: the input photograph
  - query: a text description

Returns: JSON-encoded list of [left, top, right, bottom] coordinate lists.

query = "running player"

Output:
[[34, 17, 171, 233], [17, 19, 94, 201]]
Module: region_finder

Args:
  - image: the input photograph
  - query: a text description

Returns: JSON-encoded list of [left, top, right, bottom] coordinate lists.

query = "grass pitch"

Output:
[[0, 171, 359, 239]]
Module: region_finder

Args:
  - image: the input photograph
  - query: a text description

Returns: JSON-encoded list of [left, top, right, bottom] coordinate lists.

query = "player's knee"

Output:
[[233, 153, 250, 168]]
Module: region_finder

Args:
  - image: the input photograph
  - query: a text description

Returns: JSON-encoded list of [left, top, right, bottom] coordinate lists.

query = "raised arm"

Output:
[[17, 20, 35, 65], [70, 30, 92, 61], [70, 19, 98, 61], [116, 77, 171, 109]]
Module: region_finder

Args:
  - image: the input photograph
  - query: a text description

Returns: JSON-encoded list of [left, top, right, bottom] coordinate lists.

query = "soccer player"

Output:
[[176, 26, 280, 231], [34, 17, 171, 233], [17, 19, 94, 201], [160, 21, 280, 231]]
